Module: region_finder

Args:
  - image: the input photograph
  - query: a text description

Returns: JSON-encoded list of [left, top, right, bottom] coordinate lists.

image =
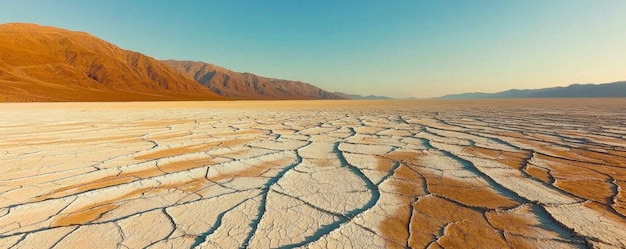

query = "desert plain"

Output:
[[0, 99, 625, 249]]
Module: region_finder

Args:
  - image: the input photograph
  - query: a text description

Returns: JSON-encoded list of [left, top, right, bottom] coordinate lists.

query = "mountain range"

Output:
[[162, 60, 342, 99], [332, 92, 392, 100], [2, 23, 624, 102], [0, 23, 220, 101], [438, 81, 626, 99], [0, 23, 342, 102]]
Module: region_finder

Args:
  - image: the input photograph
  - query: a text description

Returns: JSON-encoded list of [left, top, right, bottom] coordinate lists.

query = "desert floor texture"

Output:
[[1, 99, 625, 249]]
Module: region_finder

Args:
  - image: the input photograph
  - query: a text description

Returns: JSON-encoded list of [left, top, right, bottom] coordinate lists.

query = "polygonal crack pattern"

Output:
[[0, 100, 625, 248]]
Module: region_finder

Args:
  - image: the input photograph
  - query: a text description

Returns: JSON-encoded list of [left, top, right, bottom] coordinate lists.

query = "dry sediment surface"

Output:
[[1, 99, 625, 248]]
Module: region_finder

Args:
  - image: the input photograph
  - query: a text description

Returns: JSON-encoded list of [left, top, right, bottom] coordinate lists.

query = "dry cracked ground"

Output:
[[1, 99, 625, 249]]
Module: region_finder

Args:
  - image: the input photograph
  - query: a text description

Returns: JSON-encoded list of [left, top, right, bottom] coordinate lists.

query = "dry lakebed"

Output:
[[1, 99, 625, 248]]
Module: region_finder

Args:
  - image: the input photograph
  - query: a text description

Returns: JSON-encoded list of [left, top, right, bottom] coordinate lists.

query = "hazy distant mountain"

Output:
[[333, 92, 393, 100], [439, 81, 626, 99], [162, 60, 343, 100], [0, 23, 219, 102]]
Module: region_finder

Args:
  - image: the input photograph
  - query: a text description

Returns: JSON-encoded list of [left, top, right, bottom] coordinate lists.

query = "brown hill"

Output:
[[0, 23, 221, 102], [162, 60, 343, 99]]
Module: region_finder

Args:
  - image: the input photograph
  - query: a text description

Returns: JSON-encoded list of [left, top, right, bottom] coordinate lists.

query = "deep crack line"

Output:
[[47, 226, 79, 249], [375, 161, 401, 186], [432, 145, 590, 245], [278, 142, 382, 249], [405, 196, 419, 248], [333, 142, 380, 218], [239, 150, 303, 248], [436, 149, 527, 204], [6, 234, 26, 249], [190, 196, 259, 249]]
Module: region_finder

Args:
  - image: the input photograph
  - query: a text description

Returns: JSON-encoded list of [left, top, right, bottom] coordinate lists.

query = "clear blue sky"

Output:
[[1, 1, 625, 97]]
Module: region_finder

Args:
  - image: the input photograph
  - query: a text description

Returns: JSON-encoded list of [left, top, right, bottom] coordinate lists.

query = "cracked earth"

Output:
[[1, 99, 625, 249]]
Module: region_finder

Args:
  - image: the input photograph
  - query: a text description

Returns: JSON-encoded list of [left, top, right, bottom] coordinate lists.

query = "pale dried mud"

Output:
[[1, 99, 625, 248]]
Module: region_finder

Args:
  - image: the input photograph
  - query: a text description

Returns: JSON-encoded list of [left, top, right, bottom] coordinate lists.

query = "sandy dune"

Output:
[[1, 99, 625, 248]]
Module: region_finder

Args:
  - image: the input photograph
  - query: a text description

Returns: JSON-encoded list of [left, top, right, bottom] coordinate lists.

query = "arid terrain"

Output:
[[1, 99, 625, 248]]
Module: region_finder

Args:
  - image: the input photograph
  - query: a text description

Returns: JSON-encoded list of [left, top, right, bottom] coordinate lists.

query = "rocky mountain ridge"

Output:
[[0, 23, 219, 101], [162, 60, 343, 99]]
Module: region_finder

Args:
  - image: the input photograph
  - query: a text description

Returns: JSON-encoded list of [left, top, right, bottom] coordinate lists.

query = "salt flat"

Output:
[[1, 99, 625, 248]]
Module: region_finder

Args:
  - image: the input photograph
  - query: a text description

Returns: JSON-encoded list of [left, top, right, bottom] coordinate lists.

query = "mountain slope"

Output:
[[333, 92, 392, 100], [439, 81, 626, 99], [0, 23, 220, 101], [162, 60, 343, 99]]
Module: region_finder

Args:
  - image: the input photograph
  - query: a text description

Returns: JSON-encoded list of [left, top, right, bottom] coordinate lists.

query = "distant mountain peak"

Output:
[[438, 81, 626, 99], [333, 92, 393, 100]]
